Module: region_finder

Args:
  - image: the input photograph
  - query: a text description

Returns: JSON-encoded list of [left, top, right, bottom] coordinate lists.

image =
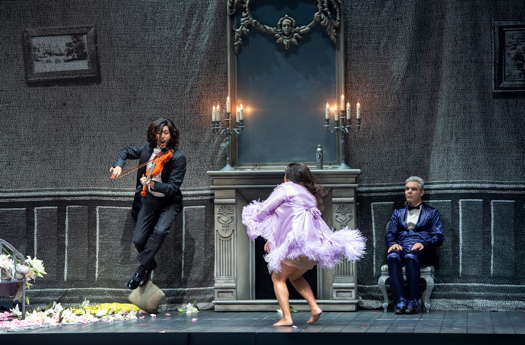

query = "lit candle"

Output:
[[356, 102, 361, 119], [340, 94, 345, 110], [226, 96, 231, 113], [333, 105, 338, 121], [325, 103, 330, 119], [216, 104, 221, 121], [212, 105, 216, 122], [239, 103, 244, 121], [346, 102, 351, 120]]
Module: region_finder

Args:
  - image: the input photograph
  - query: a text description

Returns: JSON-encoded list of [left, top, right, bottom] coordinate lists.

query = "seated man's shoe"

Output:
[[394, 299, 407, 314], [405, 299, 420, 314], [127, 266, 149, 290]]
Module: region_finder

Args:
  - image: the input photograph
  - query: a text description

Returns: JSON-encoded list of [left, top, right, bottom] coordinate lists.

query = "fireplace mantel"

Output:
[[208, 168, 361, 311]]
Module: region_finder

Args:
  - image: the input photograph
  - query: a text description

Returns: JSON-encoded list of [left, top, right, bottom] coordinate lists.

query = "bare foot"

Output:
[[273, 318, 294, 327], [307, 308, 323, 324]]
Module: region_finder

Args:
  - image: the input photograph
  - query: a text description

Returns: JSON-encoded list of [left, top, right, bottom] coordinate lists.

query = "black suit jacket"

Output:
[[114, 144, 186, 220]]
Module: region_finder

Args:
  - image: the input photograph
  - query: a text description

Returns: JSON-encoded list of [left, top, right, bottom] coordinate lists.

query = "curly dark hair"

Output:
[[146, 118, 179, 149], [285, 163, 325, 209]]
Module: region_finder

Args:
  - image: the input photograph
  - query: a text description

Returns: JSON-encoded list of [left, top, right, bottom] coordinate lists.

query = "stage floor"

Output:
[[3, 310, 525, 345]]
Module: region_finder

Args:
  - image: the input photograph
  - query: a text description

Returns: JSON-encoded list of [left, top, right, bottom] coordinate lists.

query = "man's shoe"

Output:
[[405, 300, 420, 314], [394, 299, 407, 314], [127, 272, 141, 290], [138, 268, 151, 287], [127, 266, 149, 290]]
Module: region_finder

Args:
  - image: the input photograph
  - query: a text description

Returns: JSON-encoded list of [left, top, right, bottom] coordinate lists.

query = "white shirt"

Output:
[[146, 148, 165, 197], [406, 204, 422, 231]]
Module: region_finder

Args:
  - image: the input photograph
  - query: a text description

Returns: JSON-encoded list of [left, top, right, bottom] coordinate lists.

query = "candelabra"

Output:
[[212, 111, 245, 171], [324, 111, 361, 169]]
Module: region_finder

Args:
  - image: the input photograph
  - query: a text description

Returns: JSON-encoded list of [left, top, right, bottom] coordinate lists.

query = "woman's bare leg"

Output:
[[271, 264, 299, 326], [289, 270, 323, 324]]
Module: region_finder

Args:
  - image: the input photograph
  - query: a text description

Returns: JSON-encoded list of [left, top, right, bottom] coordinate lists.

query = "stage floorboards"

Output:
[[2, 310, 525, 345]]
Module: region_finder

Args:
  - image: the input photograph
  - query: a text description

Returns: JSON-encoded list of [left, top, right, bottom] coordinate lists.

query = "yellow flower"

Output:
[[72, 303, 141, 316]]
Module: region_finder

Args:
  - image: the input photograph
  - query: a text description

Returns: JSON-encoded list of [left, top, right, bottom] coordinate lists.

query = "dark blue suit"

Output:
[[385, 203, 444, 305]]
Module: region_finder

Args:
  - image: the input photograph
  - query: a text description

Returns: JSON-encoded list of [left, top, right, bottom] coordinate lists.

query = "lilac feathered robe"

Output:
[[242, 181, 366, 273]]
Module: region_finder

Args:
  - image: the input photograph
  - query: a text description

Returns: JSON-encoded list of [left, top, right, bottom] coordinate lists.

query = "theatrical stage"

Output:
[[2, 310, 525, 345]]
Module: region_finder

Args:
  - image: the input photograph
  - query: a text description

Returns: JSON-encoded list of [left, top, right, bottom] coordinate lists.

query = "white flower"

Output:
[[25, 256, 47, 277], [95, 309, 107, 317], [25, 310, 41, 322], [52, 302, 64, 314], [59, 309, 76, 323], [15, 264, 30, 274], [0, 254, 13, 270], [126, 310, 138, 319], [10, 304, 22, 318], [178, 303, 199, 314], [276, 306, 297, 314], [16, 264, 35, 280]]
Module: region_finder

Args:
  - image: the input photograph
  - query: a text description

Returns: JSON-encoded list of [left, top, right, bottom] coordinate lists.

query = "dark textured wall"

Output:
[[0, 0, 227, 190], [1, 0, 525, 308], [1, 0, 523, 188], [345, 0, 525, 184], [0, 0, 225, 304]]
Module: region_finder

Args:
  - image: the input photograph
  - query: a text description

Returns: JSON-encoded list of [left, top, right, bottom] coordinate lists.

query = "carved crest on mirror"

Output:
[[228, 0, 342, 53]]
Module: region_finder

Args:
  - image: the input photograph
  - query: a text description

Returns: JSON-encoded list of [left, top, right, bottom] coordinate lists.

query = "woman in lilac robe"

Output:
[[242, 163, 366, 326]]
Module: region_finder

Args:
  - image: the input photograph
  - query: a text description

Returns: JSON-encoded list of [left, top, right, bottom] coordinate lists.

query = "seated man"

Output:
[[386, 176, 444, 314]]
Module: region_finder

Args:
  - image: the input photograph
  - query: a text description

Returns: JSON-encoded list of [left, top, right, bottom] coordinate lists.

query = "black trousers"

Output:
[[132, 194, 181, 270]]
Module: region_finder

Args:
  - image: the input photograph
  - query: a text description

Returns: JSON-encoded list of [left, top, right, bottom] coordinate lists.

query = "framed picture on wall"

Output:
[[23, 26, 98, 83], [494, 21, 525, 92]]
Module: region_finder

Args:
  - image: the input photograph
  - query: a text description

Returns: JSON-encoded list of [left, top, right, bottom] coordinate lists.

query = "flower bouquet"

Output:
[[0, 250, 47, 302], [1, 301, 141, 331]]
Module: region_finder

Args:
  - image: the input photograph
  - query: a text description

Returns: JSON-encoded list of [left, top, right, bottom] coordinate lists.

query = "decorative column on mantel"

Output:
[[213, 194, 238, 301], [208, 168, 361, 311], [331, 197, 358, 300]]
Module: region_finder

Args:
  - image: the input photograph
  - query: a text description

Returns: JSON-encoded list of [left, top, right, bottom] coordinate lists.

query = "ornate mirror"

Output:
[[225, 0, 345, 168]]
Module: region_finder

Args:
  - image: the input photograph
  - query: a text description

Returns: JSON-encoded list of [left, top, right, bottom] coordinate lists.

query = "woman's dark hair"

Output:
[[147, 118, 180, 149], [285, 163, 325, 208]]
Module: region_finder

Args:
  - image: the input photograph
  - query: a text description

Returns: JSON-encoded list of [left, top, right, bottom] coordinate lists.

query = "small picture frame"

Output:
[[23, 26, 99, 83], [494, 21, 525, 92]]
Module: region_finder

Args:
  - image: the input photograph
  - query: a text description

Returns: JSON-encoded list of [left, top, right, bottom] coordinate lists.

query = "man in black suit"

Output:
[[386, 176, 444, 314], [110, 118, 186, 289]]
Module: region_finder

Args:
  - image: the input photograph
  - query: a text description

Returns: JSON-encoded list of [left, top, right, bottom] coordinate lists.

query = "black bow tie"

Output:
[[407, 204, 421, 210]]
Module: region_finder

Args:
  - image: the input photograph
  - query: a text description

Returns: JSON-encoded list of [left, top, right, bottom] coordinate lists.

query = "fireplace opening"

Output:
[[254, 237, 318, 299]]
